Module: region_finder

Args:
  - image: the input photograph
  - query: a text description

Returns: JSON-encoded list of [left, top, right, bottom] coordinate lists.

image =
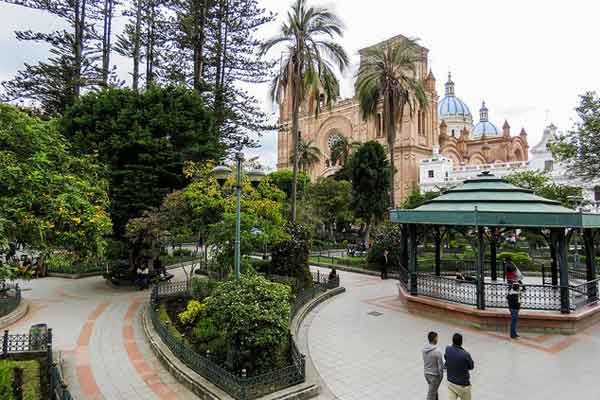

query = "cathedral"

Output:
[[276, 34, 529, 204]]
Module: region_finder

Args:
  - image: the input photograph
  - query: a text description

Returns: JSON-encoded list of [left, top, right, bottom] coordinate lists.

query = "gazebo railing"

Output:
[[484, 282, 564, 311], [570, 278, 600, 308], [416, 274, 477, 306]]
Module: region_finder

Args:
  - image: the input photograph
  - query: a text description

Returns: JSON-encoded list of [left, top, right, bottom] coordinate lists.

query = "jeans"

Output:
[[448, 382, 471, 400], [510, 308, 519, 337], [425, 374, 442, 400]]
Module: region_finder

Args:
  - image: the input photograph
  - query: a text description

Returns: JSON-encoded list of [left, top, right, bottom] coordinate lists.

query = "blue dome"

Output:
[[471, 100, 499, 138], [437, 72, 471, 119], [472, 121, 499, 138], [438, 96, 471, 118]]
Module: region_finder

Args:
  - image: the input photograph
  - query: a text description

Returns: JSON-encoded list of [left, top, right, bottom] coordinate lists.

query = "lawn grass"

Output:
[[0, 360, 41, 400]]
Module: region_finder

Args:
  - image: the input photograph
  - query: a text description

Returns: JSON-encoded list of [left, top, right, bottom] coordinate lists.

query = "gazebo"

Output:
[[390, 172, 600, 316]]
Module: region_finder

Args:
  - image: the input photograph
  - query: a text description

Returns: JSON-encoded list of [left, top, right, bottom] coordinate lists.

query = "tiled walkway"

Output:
[[11, 267, 600, 399], [8, 271, 196, 400], [308, 268, 600, 400]]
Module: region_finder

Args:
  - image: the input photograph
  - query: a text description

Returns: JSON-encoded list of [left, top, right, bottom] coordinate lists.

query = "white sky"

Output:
[[2, 0, 599, 168]]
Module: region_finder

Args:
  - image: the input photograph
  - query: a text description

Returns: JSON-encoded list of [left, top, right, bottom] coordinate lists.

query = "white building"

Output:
[[419, 123, 600, 211]]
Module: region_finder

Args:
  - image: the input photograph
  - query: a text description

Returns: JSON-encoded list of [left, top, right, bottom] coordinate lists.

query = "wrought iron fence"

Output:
[[0, 283, 21, 318], [51, 364, 74, 400], [484, 282, 564, 311], [149, 273, 339, 400], [416, 274, 477, 306], [569, 278, 600, 308]]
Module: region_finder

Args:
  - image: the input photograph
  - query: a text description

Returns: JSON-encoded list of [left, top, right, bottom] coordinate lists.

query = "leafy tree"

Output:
[[61, 86, 221, 236], [271, 223, 313, 289], [348, 141, 392, 242], [204, 274, 291, 374], [550, 92, 600, 181], [368, 223, 403, 271], [1, 0, 104, 114], [260, 0, 349, 221], [355, 38, 428, 207], [0, 104, 112, 257], [330, 135, 357, 167], [307, 178, 353, 240], [293, 139, 322, 173], [401, 185, 439, 209], [504, 170, 582, 208], [268, 170, 310, 199]]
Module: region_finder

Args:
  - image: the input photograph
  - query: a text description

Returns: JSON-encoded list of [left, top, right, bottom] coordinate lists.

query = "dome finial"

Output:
[[445, 70, 455, 96]]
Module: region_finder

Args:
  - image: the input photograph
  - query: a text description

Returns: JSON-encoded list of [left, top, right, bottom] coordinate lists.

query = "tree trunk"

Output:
[[102, 0, 114, 86], [364, 221, 371, 244], [145, 0, 156, 89], [132, 0, 142, 90], [387, 98, 400, 208], [193, 0, 209, 91], [289, 69, 301, 222]]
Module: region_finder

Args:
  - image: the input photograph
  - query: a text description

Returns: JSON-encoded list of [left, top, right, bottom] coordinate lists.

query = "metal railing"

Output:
[[484, 282, 565, 311], [150, 273, 339, 400], [51, 364, 74, 400], [0, 283, 21, 318], [416, 274, 478, 306]]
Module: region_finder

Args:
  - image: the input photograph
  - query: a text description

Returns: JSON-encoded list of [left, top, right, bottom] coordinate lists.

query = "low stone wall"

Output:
[[398, 283, 600, 335], [0, 299, 29, 330], [143, 286, 346, 400]]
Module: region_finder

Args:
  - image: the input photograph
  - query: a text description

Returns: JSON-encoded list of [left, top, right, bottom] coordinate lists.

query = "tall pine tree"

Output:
[[1, 0, 103, 114]]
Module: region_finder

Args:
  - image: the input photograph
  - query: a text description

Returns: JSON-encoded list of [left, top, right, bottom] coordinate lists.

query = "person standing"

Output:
[[507, 283, 521, 339], [422, 331, 444, 400], [444, 333, 474, 400]]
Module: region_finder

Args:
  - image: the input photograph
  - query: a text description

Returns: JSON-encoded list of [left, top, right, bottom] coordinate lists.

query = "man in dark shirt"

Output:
[[444, 333, 474, 400], [507, 283, 521, 339]]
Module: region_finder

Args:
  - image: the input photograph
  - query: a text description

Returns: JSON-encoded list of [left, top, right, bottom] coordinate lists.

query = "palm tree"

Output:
[[293, 139, 322, 173], [329, 135, 357, 166], [260, 0, 349, 222], [355, 38, 428, 208]]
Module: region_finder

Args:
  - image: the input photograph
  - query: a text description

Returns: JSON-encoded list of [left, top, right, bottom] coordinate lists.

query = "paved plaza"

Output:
[[308, 268, 600, 400], [6, 266, 600, 399], [8, 270, 196, 400]]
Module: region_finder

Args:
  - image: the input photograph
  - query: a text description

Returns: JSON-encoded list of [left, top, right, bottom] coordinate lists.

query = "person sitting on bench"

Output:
[[455, 268, 476, 282]]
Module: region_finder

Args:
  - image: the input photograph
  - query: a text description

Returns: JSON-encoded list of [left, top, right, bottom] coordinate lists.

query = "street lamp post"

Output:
[[213, 153, 265, 280]]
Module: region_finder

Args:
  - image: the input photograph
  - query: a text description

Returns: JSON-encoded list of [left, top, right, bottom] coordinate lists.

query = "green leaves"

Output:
[[550, 92, 600, 181], [0, 103, 112, 257]]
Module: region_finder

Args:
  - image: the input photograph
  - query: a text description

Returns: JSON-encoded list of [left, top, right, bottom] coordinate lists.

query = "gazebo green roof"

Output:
[[390, 172, 600, 228]]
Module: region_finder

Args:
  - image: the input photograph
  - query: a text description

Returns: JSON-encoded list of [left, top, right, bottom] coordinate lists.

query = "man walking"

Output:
[[422, 331, 444, 400], [507, 283, 521, 339], [444, 333, 474, 400]]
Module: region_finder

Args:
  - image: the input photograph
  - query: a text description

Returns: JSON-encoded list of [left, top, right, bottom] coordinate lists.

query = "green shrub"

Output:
[[173, 248, 193, 257], [205, 274, 292, 375], [246, 258, 272, 274], [190, 278, 219, 300], [46, 253, 103, 274], [0, 360, 40, 400], [498, 251, 532, 267], [178, 300, 206, 326]]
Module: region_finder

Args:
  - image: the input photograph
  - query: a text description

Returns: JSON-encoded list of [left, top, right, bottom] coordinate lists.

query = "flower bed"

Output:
[[0, 360, 41, 400]]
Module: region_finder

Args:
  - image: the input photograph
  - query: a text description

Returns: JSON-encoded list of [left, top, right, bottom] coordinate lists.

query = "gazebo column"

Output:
[[401, 224, 409, 270], [408, 224, 418, 295], [490, 228, 498, 281], [477, 226, 486, 310], [584, 229, 598, 303], [434, 226, 441, 277], [549, 237, 559, 287], [553, 228, 570, 314]]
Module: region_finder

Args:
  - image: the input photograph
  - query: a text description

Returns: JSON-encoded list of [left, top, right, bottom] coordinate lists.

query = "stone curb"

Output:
[[0, 299, 29, 330], [47, 271, 104, 279], [142, 286, 346, 400]]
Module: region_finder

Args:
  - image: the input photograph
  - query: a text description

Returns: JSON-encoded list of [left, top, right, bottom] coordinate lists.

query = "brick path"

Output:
[[9, 270, 196, 400], [308, 268, 600, 400]]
